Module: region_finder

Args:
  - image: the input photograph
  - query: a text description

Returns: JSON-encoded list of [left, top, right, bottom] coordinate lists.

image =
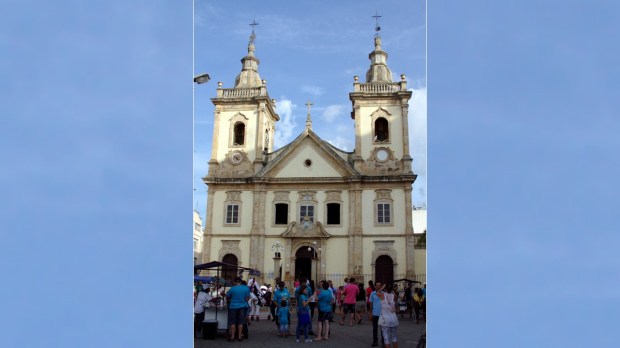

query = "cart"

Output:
[[194, 261, 261, 339]]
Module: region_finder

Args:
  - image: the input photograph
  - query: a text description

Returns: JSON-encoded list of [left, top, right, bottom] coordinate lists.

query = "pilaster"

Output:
[[249, 187, 266, 270], [202, 187, 216, 263]]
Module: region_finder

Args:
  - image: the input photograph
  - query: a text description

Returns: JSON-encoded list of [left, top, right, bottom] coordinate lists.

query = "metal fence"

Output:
[[197, 270, 426, 288]]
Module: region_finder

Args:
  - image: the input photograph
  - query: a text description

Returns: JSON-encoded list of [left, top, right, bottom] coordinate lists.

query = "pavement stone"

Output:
[[195, 312, 426, 347]]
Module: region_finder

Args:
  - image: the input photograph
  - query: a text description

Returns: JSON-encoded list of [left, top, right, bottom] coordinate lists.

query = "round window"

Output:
[[304, 159, 312, 167]]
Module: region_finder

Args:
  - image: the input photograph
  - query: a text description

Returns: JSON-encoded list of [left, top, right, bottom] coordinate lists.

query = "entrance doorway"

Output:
[[222, 254, 238, 281], [295, 247, 315, 281], [375, 255, 394, 285]]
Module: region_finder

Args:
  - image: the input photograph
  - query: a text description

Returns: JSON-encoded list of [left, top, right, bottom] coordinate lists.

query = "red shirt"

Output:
[[366, 286, 373, 303], [343, 283, 359, 304]]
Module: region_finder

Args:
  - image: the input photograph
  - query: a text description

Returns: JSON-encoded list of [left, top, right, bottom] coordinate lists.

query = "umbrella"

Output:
[[194, 275, 209, 282], [393, 278, 422, 284]]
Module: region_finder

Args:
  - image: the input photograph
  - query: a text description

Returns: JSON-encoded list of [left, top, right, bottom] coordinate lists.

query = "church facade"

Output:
[[200, 32, 421, 285]]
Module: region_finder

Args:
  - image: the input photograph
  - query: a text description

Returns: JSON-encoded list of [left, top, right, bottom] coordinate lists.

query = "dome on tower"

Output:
[[234, 41, 263, 88], [365, 36, 393, 83]]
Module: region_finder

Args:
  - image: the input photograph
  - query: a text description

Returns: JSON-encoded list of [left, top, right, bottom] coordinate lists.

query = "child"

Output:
[[337, 286, 344, 313], [277, 300, 290, 337]]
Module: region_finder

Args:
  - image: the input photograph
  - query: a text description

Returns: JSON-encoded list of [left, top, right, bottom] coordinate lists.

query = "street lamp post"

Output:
[[272, 241, 282, 259], [193, 73, 211, 84], [272, 241, 283, 280], [308, 241, 321, 285]]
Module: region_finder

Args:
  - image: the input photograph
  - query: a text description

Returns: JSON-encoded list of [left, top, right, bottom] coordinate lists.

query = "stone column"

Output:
[[284, 239, 293, 281], [405, 235, 416, 279], [202, 187, 216, 263], [273, 256, 282, 282], [254, 104, 266, 173], [404, 186, 414, 235], [400, 100, 413, 173], [348, 185, 363, 275], [404, 186, 415, 278], [208, 109, 221, 175], [249, 186, 266, 270], [352, 104, 364, 172]]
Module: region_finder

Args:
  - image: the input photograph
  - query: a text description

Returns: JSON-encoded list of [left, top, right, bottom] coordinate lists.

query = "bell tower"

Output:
[[349, 33, 413, 176], [209, 25, 279, 176]]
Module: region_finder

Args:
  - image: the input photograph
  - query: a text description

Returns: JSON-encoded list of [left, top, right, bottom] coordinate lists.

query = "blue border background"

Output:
[[1, 1, 619, 347]]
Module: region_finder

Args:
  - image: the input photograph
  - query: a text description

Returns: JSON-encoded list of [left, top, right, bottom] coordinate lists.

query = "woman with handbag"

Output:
[[377, 283, 399, 348]]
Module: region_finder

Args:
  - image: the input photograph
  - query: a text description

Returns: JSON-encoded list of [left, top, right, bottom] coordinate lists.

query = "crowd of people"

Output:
[[193, 275, 426, 347]]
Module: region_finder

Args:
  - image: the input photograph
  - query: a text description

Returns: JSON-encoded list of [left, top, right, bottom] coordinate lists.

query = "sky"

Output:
[[1, 0, 620, 347], [193, 1, 427, 219]]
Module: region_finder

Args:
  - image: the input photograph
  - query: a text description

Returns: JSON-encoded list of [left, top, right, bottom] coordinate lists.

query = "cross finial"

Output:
[[305, 100, 313, 129], [305, 100, 313, 115], [249, 20, 259, 43], [372, 11, 382, 37]]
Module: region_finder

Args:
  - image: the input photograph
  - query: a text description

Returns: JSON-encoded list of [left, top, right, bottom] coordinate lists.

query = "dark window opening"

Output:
[[375, 117, 389, 142], [326, 203, 340, 225], [275, 203, 288, 225], [234, 123, 245, 145], [222, 254, 238, 281]]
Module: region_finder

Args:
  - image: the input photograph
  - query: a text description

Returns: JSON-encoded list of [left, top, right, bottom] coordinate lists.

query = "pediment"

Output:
[[281, 221, 331, 239], [258, 129, 357, 179]]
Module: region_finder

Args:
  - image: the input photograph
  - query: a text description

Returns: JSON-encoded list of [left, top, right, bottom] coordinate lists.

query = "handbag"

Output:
[[398, 300, 407, 312]]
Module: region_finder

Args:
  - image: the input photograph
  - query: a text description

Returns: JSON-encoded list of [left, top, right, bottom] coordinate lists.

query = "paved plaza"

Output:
[[195, 312, 426, 347]]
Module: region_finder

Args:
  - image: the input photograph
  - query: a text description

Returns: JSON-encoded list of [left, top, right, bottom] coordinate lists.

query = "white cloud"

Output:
[[301, 85, 324, 96], [326, 136, 353, 152], [322, 104, 346, 123], [274, 98, 298, 148]]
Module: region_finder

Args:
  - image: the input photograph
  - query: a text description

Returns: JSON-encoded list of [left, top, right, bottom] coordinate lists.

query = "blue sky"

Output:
[[193, 1, 427, 219], [2, 0, 620, 347]]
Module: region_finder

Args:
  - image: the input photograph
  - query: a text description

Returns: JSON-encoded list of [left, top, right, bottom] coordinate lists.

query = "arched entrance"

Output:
[[222, 254, 238, 281], [375, 255, 394, 285], [295, 247, 315, 281]]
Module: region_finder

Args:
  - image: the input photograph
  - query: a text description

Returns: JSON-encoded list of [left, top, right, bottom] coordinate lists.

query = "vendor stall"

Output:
[[194, 261, 261, 338]]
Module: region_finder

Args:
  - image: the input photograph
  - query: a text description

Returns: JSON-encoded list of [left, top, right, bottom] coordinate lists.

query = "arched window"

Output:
[[374, 117, 389, 142], [233, 122, 245, 145]]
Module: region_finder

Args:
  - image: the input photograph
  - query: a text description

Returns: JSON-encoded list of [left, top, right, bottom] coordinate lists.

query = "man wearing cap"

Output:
[[226, 277, 251, 341]]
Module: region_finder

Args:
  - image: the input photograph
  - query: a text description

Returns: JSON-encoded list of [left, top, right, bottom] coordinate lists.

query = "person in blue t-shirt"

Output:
[[226, 277, 250, 342], [294, 277, 314, 336], [368, 281, 384, 347], [273, 281, 291, 334], [277, 300, 290, 337], [316, 281, 334, 340], [295, 283, 312, 342]]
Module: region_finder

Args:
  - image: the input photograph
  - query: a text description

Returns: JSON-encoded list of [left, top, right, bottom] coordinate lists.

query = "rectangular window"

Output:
[[326, 203, 340, 225], [300, 205, 314, 223], [226, 204, 239, 224], [194, 223, 201, 231], [193, 238, 198, 249], [275, 203, 289, 225], [377, 203, 391, 223]]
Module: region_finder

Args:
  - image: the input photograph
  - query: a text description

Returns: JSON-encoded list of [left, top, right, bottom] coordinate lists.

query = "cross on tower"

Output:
[[249, 20, 259, 43], [372, 11, 382, 36], [305, 100, 313, 115]]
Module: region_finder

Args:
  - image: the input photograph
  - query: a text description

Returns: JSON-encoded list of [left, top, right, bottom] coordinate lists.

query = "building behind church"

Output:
[[199, 29, 425, 286]]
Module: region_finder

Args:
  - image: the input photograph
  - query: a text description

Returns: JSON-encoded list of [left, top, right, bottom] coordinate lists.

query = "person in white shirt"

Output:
[[194, 289, 212, 337]]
